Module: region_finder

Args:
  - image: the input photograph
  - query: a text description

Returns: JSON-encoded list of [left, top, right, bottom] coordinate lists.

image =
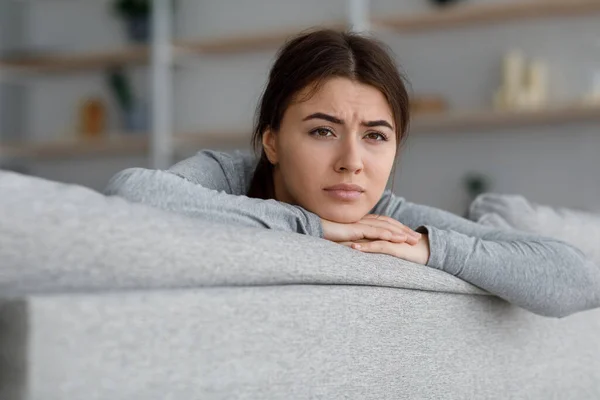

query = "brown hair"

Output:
[[247, 28, 410, 199]]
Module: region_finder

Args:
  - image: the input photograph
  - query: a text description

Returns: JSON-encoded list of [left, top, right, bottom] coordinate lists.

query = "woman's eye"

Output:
[[365, 132, 388, 141], [311, 128, 334, 138]]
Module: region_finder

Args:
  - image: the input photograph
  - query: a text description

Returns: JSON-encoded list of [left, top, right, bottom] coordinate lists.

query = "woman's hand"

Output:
[[341, 234, 431, 265], [322, 214, 422, 246]]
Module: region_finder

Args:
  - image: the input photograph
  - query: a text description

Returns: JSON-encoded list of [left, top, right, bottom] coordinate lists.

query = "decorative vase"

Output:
[[122, 101, 149, 134], [125, 15, 150, 43], [79, 97, 106, 138], [429, 0, 463, 7]]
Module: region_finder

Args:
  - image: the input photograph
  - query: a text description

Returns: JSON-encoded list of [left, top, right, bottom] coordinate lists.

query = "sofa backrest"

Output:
[[0, 170, 484, 298]]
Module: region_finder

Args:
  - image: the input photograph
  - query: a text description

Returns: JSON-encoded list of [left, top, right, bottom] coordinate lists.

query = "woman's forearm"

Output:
[[376, 191, 600, 318], [421, 224, 600, 318], [104, 167, 323, 237]]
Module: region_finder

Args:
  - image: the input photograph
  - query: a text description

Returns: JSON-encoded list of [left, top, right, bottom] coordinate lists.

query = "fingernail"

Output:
[[353, 244, 361, 249], [410, 231, 422, 238]]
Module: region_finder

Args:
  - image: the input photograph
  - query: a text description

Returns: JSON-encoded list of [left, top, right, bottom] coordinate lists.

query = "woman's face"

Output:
[[263, 77, 398, 223]]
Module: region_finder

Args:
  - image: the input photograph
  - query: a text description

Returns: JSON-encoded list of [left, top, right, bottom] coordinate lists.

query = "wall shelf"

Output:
[[373, 0, 600, 33], [3, 106, 598, 161], [0, 46, 150, 74], [2, 3, 599, 162], [0, 135, 149, 160], [0, 22, 346, 74], [3, 0, 599, 74], [0, 131, 248, 161], [411, 105, 600, 133], [175, 22, 347, 55]]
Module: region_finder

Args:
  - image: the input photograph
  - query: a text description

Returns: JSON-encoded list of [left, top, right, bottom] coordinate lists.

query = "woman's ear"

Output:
[[262, 128, 279, 165]]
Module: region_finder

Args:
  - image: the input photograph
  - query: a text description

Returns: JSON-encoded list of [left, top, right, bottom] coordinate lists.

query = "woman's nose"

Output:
[[334, 139, 364, 174]]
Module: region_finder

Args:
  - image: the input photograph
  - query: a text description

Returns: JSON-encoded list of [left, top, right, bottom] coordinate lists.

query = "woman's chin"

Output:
[[313, 207, 366, 224]]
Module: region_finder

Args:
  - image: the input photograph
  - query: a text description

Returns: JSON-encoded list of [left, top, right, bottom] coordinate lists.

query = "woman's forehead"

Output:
[[292, 78, 393, 116]]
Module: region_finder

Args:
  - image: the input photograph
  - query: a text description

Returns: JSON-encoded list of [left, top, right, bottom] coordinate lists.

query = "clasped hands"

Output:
[[322, 214, 430, 265]]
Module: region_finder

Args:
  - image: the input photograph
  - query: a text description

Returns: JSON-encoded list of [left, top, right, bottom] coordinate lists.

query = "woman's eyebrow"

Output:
[[363, 120, 394, 130], [303, 112, 393, 130], [302, 112, 343, 124]]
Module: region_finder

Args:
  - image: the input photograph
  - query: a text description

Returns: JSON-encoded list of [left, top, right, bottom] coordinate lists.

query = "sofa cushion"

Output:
[[469, 193, 600, 265], [0, 170, 485, 298]]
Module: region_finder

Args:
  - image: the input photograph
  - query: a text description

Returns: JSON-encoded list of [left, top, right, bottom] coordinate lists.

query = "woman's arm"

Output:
[[104, 150, 323, 236], [105, 150, 419, 244], [372, 191, 600, 318]]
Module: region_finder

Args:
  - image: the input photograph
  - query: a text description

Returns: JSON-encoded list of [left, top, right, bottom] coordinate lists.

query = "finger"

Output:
[[363, 214, 422, 238], [337, 240, 382, 250], [339, 241, 377, 251], [352, 240, 394, 254], [358, 219, 420, 244], [362, 214, 420, 235], [359, 225, 408, 243], [404, 234, 420, 246]]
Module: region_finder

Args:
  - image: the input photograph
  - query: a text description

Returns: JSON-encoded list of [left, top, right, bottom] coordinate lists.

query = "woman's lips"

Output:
[[323, 184, 365, 201], [324, 189, 363, 200]]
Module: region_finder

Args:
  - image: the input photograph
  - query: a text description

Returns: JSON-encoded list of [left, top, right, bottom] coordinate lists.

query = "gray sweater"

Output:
[[105, 150, 600, 318]]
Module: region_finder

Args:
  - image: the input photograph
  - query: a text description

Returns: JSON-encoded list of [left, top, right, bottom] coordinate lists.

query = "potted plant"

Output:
[[429, 0, 463, 7], [462, 172, 492, 217], [112, 0, 152, 43], [107, 67, 148, 133]]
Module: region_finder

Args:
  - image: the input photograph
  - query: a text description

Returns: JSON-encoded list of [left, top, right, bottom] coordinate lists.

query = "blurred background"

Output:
[[1, 0, 599, 215]]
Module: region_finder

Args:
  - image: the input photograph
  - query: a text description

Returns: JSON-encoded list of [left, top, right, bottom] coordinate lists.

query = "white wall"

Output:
[[0, 1, 28, 145], [19, 0, 600, 213]]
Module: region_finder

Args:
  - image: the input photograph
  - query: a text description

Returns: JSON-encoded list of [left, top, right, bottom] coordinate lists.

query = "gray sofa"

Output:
[[1, 170, 599, 400]]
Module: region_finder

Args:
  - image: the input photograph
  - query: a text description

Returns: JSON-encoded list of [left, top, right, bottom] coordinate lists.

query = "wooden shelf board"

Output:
[[0, 46, 150, 74], [373, 0, 600, 33], [1, 1, 599, 72], [4, 0, 598, 73], [0, 135, 149, 160], [3, 106, 598, 160], [411, 105, 600, 133], [0, 22, 347, 74], [0, 132, 247, 161], [175, 21, 347, 55]]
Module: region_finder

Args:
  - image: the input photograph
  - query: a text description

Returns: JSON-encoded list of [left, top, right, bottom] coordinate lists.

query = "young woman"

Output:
[[105, 29, 599, 318]]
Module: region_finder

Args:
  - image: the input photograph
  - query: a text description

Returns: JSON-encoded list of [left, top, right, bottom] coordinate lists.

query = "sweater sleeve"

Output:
[[374, 191, 600, 318], [104, 150, 323, 237]]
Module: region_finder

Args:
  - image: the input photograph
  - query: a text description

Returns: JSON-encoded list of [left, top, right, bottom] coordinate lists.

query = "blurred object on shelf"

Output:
[[581, 35, 600, 106], [500, 51, 525, 107], [107, 67, 133, 112], [429, 0, 464, 8], [411, 95, 448, 115], [493, 50, 548, 111], [581, 70, 600, 106], [522, 60, 548, 109], [79, 97, 107, 138], [107, 67, 149, 133], [463, 172, 492, 200], [112, 0, 152, 43], [124, 101, 149, 133], [462, 172, 492, 217]]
